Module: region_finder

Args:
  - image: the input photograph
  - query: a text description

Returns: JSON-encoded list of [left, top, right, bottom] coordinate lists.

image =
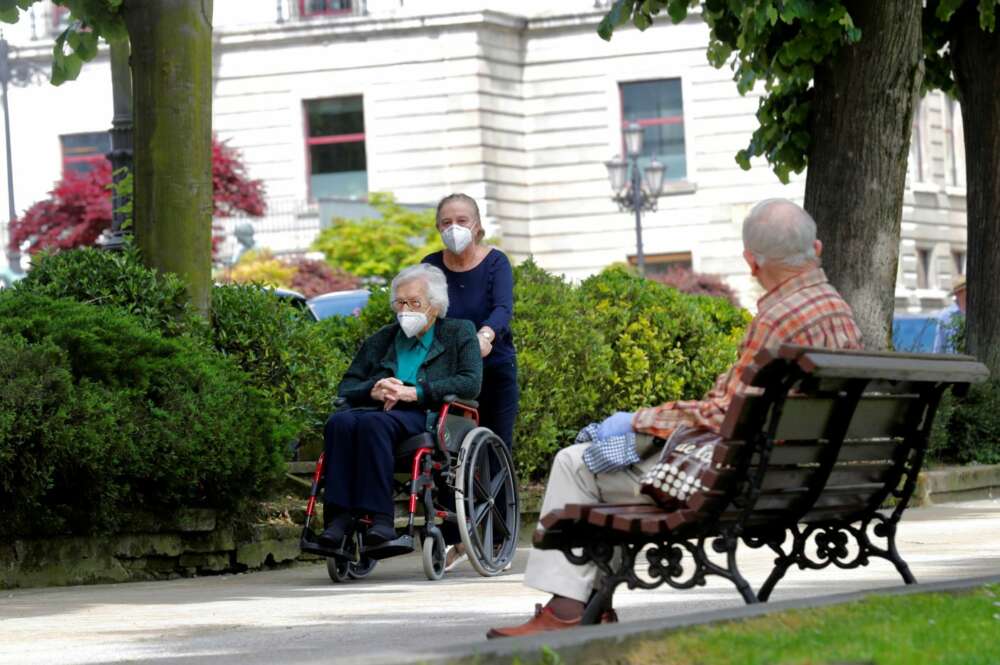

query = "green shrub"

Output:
[[579, 266, 749, 410], [0, 293, 289, 538], [929, 379, 1000, 466], [511, 260, 615, 479], [210, 284, 353, 455], [510, 261, 749, 480], [312, 193, 444, 280], [16, 244, 204, 338]]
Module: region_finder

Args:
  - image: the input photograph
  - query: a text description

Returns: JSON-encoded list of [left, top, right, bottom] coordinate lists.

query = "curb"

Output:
[[914, 464, 1000, 505], [428, 574, 1000, 665]]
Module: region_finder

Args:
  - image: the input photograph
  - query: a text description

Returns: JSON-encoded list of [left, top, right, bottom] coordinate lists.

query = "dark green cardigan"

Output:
[[337, 317, 482, 408]]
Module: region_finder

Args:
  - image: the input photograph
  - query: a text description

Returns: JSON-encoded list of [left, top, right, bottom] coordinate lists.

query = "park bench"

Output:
[[534, 344, 989, 624]]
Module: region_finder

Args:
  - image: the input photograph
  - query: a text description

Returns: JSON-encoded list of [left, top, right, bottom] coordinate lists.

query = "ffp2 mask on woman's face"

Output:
[[441, 224, 473, 254], [397, 311, 428, 338]]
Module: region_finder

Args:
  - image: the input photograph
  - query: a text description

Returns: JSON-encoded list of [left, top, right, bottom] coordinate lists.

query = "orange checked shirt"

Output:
[[632, 267, 863, 440]]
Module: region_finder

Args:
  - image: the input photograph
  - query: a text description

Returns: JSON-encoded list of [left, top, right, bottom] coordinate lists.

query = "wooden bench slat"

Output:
[[766, 440, 904, 465], [723, 394, 921, 441]]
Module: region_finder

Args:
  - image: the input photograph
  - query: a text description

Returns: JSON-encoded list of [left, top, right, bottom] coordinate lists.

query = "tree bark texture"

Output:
[[804, 0, 923, 350], [950, 5, 1000, 376], [123, 0, 213, 314]]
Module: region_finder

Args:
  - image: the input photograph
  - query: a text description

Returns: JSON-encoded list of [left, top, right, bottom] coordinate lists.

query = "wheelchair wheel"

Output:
[[421, 530, 446, 581], [455, 427, 520, 577], [348, 556, 377, 580], [326, 556, 351, 583]]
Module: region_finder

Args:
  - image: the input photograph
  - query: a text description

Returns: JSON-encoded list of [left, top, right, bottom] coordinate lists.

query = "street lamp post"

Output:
[[604, 122, 666, 278], [0, 36, 47, 275], [99, 37, 133, 251]]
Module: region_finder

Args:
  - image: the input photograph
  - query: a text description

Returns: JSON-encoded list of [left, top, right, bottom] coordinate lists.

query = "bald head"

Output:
[[742, 199, 818, 267]]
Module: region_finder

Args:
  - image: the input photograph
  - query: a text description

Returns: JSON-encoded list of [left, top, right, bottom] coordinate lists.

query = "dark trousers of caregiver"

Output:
[[323, 406, 427, 516], [479, 358, 519, 450]]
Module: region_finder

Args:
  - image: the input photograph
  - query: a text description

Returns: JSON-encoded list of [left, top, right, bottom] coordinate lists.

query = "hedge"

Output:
[[0, 293, 289, 539]]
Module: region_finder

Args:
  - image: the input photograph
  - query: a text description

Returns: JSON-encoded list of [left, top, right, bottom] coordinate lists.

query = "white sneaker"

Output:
[[444, 546, 468, 572]]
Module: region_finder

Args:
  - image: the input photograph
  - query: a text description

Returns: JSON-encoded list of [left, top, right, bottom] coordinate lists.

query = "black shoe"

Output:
[[364, 513, 396, 546], [318, 510, 353, 549]]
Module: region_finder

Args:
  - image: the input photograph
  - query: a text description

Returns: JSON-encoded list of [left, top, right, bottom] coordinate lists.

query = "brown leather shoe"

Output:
[[486, 604, 619, 639]]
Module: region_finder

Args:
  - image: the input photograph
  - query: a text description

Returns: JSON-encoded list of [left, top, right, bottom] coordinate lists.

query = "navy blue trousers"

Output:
[[479, 358, 519, 450], [323, 407, 427, 516]]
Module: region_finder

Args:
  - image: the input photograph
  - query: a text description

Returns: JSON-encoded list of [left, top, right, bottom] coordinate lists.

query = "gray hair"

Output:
[[390, 264, 449, 317], [742, 198, 818, 267]]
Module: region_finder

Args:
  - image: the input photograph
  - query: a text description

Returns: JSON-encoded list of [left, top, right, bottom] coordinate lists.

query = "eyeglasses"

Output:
[[392, 298, 425, 311]]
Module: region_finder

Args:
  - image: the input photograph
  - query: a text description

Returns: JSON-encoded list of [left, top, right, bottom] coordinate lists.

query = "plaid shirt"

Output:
[[631, 267, 863, 440]]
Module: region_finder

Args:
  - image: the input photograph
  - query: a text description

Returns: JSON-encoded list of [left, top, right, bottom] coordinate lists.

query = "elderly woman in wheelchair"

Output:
[[301, 263, 519, 581]]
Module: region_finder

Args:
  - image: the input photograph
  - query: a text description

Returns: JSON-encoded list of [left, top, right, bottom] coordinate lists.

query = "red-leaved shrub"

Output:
[[289, 259, 361, 298], [652, 266, 739, 306], [10, 137, 266, 254]]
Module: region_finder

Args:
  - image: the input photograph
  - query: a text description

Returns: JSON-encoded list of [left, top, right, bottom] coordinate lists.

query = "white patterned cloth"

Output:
[[578, 422, 640, 474]]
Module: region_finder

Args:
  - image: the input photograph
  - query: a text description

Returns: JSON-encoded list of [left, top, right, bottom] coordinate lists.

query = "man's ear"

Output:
[[813, 239, 823, 259], [743, 249, 759, 276]]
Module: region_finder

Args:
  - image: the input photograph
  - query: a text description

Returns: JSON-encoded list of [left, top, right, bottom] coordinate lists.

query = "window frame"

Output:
[[298, 0, 353, 18], [617, 78, 688, 182], [59, 131, 111, 175], [302, 95, 367, 202], [915, 247, 934, 290], [626, 251, 693, 276]]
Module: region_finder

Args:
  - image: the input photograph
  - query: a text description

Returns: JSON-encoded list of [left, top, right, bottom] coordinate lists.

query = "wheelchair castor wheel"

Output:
[[421, 529, 446, 581]]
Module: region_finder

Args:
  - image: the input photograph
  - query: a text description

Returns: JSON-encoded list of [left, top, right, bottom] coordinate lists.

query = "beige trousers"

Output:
[[523, 441, 659, 603]]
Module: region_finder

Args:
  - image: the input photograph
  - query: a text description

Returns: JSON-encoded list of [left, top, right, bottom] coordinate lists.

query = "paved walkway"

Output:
[[2, 499, 999, 665]]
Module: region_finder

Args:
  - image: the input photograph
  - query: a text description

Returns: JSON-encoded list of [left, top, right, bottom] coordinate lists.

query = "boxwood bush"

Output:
[[0, 293, 290, 538], [512, 260, 749, 479]]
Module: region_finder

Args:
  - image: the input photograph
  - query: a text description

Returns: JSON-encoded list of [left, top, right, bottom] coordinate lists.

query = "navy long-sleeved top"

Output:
[[423, 249, 516, 368]]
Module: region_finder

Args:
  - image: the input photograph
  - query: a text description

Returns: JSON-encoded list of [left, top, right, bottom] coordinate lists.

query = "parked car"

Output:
[[306, 289, 371, 321]]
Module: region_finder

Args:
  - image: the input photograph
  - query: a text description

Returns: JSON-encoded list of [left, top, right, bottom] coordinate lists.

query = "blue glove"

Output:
[[596, 411, 635, 439]]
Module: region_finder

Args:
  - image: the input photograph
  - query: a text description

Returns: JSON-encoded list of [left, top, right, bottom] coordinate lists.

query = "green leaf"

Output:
[[634, 11, 652, 30], [936, 0, 966, 22], [667, 0, 689, 23], [735, 149, 751, 170], [0, 7, 18, 22], [74, 30, 99, 62], [979, 0, 997, 31]]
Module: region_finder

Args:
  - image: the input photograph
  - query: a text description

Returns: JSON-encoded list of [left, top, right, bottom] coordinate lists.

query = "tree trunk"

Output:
[[950, 5, 1000, 376], [804, 0, 923, 349], [123, 0, 213, 314]]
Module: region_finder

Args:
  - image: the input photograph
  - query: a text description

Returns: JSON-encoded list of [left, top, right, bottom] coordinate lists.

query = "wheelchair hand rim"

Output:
[[454, 427, 520, 577]]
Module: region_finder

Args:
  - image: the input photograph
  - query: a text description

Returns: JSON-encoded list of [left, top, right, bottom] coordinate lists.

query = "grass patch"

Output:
[[508, 584, 1000, 665]]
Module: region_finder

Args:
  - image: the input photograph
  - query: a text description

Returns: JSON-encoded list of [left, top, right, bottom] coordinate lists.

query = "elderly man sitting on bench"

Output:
[[488, 198, 864, 639]]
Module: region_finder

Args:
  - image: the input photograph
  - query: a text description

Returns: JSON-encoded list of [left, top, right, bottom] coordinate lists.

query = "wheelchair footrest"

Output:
[[300, 529, 354, 559], [362, 535, 415, 560]]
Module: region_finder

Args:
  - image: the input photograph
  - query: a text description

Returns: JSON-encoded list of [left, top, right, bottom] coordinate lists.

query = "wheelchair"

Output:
[[300, 396, 520, 582]]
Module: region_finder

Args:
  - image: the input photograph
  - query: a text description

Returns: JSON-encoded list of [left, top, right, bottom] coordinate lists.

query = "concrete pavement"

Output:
[[2, 499, 999, 665]]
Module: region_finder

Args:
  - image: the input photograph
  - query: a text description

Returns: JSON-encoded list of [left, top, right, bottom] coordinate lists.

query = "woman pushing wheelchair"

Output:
[[318, 263, 482, 551]]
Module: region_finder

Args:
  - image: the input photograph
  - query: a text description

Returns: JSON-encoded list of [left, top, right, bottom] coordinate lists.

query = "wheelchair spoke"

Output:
[[473, 500, 490, 528], [489, 466, 508, 500], [490, 504, 512, 539], [483, 508, 494, 563]]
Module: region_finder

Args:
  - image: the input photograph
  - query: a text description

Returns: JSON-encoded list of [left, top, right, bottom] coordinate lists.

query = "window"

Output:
[[627, 251, 692, 278], [952, 250, 966, 277], [619, 79, 687, 180], [299, 0, 353, 17], [916, 248, 933, 289], [305, 96, 367, 200], [60, 132, 110, 174]]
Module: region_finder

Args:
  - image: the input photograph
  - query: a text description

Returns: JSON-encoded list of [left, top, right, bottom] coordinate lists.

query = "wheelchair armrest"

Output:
[[443, 394, 479, 410], [332, 397, 349, 411]]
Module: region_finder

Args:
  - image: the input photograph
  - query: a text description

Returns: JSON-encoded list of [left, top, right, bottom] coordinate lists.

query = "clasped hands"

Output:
[[370, 377, 418, 411]]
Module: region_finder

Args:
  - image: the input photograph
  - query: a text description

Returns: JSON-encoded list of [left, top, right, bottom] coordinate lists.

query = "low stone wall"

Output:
[[0, 507, 315, 590]]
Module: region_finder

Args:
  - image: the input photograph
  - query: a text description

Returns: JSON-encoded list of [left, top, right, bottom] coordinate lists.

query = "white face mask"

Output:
[[397, 311, 428, 338], [441, 224, 473, 254]]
